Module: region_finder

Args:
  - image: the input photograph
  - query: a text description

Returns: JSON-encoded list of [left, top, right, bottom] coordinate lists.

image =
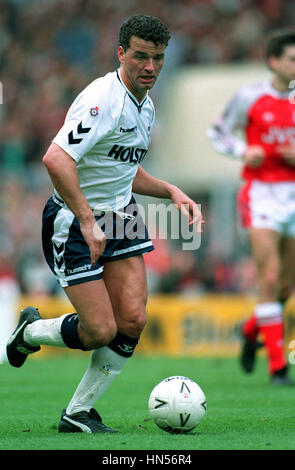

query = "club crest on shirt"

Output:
[[90, 106, 99, 116]]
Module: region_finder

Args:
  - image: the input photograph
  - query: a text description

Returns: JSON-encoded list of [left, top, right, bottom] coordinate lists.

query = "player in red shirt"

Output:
[[208, 30, 295, 385]]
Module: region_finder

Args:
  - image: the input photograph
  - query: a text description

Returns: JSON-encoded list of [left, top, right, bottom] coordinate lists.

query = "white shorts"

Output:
[[237, 180, 295, 237]]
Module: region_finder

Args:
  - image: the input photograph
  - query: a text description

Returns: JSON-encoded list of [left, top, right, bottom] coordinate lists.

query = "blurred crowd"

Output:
[[1, 0, 293, 297]]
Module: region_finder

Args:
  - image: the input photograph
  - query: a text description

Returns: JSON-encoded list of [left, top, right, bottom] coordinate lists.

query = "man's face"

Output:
[[118, 36, 166, 101], [269, 45, 295, 83]]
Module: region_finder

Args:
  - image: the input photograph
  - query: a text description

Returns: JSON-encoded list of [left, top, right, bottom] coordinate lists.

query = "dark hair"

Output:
[[119, 15, 170, 52], [266, 30, 295, 58]]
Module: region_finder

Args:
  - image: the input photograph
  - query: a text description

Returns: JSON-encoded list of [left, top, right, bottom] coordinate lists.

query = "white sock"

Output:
[[66, 346, 128, 415], [23, 314, 70, 347], [254, 302, 283, 326]]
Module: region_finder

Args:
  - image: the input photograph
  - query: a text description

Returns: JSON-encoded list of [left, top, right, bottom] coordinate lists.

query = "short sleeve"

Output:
[[52, 80, 117, 162]]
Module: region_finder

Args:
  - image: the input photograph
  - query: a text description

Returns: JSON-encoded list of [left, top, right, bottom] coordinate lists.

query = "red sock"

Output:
[[255, 302, 286, 375], [258, 322, 286, 375], [242, 314, 258, 343]]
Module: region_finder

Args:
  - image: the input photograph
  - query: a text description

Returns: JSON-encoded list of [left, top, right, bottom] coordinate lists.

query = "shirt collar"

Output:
[[116, 68, 148, 112], [264, 80, 291, 99]]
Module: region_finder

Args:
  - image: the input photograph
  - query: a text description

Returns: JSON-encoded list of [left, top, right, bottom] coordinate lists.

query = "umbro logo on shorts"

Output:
[[68, 121, 91, 145]]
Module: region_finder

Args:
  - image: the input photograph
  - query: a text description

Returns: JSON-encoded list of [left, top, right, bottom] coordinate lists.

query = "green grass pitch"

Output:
[[1, 353, 295, 451]]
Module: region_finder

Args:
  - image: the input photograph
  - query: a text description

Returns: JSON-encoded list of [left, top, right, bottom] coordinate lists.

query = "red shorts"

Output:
[[237, 180, 295, 236]]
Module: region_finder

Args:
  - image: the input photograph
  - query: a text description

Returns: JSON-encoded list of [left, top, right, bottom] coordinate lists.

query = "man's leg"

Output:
[[103, 254, 148, 337], [242, 228, 288, 379], [7, 277, 120, 432], [278, 236, 295, 306], [270, 235, 295, 385], [59, 254, 148, 431], [17, 278, 117, 353], [63, 278, 117, 350]]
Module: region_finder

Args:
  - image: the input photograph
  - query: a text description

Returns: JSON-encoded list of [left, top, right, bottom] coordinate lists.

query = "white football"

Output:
[[148, 376, 206, 433]]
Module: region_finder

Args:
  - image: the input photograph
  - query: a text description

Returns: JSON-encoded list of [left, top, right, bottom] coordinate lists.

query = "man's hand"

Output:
[[168, 185, 204, 233], [132, 166, 203, 232], [276, 145, 295, 166], [243, 145, 265, 168], [80, 217, 106, 265]]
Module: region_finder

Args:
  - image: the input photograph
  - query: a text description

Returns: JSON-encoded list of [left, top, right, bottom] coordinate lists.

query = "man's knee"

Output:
[[131, 309, 147, 336], [118, 307, 147, 338], [79, 319, 117, 350], [260, 268, 279, 291]]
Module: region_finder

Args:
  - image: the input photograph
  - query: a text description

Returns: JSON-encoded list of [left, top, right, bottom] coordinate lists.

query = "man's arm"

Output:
[[207, 92, 247, 159], [42, 143, 106, 264], [207, 88, 265, 167], [132, 165, 202, 228]]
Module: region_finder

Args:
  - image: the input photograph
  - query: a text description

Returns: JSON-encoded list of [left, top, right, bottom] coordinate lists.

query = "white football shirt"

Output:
[[52, 68, 155, 211]]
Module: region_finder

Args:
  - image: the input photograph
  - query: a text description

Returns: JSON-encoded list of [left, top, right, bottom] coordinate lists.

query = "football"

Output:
[[148, 376, 206, 433]]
